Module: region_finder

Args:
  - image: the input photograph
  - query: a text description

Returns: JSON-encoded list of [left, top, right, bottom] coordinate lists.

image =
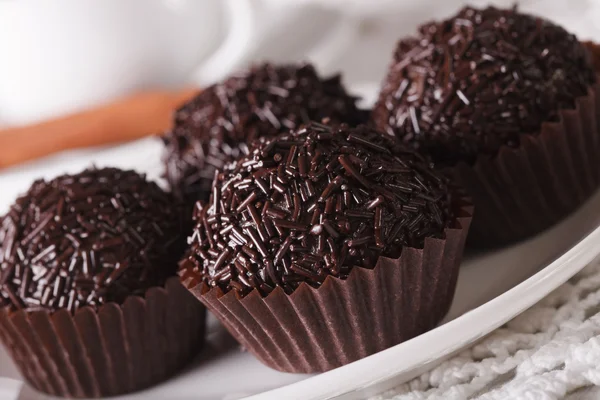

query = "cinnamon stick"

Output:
[[0, 88, 198, 168]]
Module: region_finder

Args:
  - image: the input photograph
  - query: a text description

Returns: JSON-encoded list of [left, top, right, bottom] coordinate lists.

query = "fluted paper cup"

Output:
[[0, 277, 206, 398]]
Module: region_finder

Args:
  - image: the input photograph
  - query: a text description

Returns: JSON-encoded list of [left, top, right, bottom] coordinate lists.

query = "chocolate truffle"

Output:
[[179, 123, 453, 297], [162, 63, 362, 205], [372, 6, 596, 166], [0, 167, 184, 312]]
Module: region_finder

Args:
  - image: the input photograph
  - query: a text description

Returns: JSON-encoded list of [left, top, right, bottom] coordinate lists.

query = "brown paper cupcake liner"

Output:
[[584, 42, 600, 73], [0, 277, 206, 398], [190, 200, 472, 374], [450, 66, 600, 247]]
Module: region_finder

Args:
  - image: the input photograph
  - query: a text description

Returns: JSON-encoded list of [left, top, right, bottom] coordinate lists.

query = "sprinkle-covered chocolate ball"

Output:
[[162, 63, 362, 204], [0, 168, 184, 312], [372, 6, 596, 166], [179, 123, 453, 297]]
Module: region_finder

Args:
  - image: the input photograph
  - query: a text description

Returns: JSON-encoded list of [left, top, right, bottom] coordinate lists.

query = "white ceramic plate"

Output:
[[2, 87, 600, 400]]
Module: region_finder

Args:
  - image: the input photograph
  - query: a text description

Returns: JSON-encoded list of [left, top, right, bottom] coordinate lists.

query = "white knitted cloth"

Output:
[[368, 258, 600, 400]]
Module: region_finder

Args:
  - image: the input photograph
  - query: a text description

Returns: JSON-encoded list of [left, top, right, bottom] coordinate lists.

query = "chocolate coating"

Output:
[[372, 6, 596, 166], [162, 63, 362, 205], [0, 168, 184, 312], [179, 123, 453, 297]]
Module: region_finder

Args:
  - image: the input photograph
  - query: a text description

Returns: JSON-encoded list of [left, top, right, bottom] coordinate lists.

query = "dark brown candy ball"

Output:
[[0, 168, 185, 312], [162, 63, 362, 205], [372, 6, 596, 166], [179, 123, 453, 297]]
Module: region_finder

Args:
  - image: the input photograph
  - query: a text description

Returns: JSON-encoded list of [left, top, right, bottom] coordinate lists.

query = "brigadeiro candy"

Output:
[[372, 6, 600, 246], [178, 123, 472, 373], [162, 63, 363, 207], [0, 168, 205, 398]]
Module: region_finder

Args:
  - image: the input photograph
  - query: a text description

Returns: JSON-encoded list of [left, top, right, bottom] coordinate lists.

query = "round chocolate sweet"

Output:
[[0, 168, 184, 312], [372, 6, 596, 166], [179, 123, 453, 297], [162, 63, 362, 205]]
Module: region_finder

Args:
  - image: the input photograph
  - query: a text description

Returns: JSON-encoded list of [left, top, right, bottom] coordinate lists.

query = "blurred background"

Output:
[[1, 0, 598, 128]]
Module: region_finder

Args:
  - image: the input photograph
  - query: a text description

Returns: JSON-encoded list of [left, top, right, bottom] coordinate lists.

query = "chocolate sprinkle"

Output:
[[372, 6, 596, 166], [162, 63, 363, 206], [0, 168, 184, 312], [179, 124, 453, 297]]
